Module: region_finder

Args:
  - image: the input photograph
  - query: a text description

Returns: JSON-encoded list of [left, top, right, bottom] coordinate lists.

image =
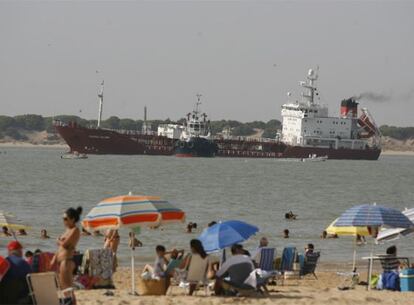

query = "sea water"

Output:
[[1, 147, 413, 266]]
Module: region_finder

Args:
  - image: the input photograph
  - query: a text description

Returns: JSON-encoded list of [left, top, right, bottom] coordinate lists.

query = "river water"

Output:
[[1, 147, 414, 266]]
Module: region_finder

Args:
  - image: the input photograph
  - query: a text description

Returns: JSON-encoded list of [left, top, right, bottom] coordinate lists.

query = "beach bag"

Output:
[[137, 278, 166, 295], [382, 271, 400, 291]]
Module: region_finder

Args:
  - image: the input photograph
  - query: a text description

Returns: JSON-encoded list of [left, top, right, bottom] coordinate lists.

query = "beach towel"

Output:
[[280, 247, 296, 272], [31, 252, 56, 273], [81, 249, 113, 280]]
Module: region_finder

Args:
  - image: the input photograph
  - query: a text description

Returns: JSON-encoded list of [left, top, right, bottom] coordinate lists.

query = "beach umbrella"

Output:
[[376, 208, 414, 242], [198, 220, 259, 253], [326, 218, 370, 269], [334, 203, 413, 290], [82, 194, 185, 295]]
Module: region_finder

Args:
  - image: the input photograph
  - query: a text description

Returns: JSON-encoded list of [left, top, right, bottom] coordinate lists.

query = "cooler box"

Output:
[[400, 268, 414, 292]]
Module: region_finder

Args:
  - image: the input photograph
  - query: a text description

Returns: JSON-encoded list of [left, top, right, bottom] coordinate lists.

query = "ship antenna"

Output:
[[195, 93, 202, 113], [97, 80, 104, 128]]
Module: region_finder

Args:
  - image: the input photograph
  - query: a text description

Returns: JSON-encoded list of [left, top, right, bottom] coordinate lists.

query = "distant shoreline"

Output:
[[1, 142, 413, 156], [0, 142, 68, 149]]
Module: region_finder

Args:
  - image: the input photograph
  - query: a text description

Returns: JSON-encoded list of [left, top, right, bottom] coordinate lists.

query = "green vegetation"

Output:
[[1, 114, 413, 142], [380, 125, 414, 140]]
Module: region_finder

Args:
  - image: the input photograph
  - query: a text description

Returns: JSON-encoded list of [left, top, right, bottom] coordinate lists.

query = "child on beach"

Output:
[[142, 245, 169, 279]]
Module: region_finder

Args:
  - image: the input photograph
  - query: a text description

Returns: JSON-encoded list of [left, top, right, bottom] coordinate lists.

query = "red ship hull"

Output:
[[55, 123, 381, 160], [55, 124, 174, 155]]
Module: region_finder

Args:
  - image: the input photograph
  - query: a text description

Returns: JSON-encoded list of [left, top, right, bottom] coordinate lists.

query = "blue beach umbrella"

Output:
[[198, 220, 259, 253]]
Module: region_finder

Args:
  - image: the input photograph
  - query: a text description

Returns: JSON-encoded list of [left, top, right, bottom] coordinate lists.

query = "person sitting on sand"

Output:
[[25, 250, 34, 264], [305, 243, 314, 256], [283, 229, 290, 238], [214, 244, 254, 295], [186, 222, 194, 233], [178, 239, 211, 295], [320, 230, 338, 239], [142, 245, 169, 279], [128, 232, 143, 250], [40, 229, 50, 239], [1, 241, 32, 304], [17, 229, 27, 236], [382, 245, 400, 273], [285, 211, 297, 220], [50, 207, 82, 303], [252, 237, 269, 264], [2, 226, 12, 237]]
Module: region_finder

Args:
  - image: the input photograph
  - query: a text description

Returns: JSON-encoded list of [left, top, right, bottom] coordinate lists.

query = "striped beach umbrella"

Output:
[[82, 194, 185, 295], [82, 195, 185, 230], [334, 204, 413, 229], [334, 203, 413, 290]]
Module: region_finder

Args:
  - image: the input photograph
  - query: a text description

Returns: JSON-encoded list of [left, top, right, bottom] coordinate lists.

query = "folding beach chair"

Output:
[[258, 248, 276, 271], [275, 246, 297, 285], [300, 252, 320, 279], [26, 272, 74, 305], [169, 254, 210, 296]]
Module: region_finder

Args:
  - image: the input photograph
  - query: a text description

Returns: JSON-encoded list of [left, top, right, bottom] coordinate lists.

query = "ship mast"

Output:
[[195, 93, 202, 117], [97, 80, 104, 128], [301, 68, 318, 105]]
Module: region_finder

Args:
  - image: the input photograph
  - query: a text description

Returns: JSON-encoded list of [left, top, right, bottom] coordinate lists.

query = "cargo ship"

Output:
[[54, 69, 381, 160]]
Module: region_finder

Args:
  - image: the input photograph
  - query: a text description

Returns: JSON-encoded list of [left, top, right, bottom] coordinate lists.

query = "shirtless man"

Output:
[[51, 207, 82, 300]]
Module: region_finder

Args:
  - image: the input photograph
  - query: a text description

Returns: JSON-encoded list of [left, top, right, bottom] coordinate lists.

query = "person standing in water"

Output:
[[51, 207, 82, 302]]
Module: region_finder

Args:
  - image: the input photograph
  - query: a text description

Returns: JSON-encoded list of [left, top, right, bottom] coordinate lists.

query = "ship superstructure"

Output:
[[280, 69, 381, 152]]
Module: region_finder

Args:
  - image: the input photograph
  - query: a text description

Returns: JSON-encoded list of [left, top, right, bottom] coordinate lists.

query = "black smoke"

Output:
[[354, 92, 391, 103]]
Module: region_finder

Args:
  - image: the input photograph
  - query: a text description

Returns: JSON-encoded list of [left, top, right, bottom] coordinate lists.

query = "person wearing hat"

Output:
[[0, 241, 32, 304]]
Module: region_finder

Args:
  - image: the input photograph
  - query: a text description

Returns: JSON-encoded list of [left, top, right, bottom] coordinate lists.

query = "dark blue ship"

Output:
[[175, 94, 218, 157]]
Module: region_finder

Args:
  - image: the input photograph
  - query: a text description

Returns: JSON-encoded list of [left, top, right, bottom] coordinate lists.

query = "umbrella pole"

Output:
[[352, 239, 356, 271], [130, 230, 137, 295], [367, 239, 375, 291]]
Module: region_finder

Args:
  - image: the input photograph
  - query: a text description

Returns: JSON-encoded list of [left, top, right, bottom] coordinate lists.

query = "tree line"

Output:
[[0, 114, 282, 140], [1, 114, 413, 141]]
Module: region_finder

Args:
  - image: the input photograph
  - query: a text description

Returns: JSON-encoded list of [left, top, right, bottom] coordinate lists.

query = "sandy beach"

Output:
[[75, 265, 413, 305]]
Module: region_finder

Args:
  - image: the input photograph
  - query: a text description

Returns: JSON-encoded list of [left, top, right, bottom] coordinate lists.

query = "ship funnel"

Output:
[[340, 97, 358, 118]]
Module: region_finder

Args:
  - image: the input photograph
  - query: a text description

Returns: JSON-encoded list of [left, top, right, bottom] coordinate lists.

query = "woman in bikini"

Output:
[[51, 207, 82, 300], [104, 229, 120, 271]]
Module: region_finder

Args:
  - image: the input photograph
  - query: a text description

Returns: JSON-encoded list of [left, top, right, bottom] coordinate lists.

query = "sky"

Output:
[[0, 1, 413, 126]]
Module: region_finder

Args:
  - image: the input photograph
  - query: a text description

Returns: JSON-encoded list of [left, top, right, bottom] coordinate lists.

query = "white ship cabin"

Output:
[[157, 124, 185, 139], [281, 69, 367, 150]]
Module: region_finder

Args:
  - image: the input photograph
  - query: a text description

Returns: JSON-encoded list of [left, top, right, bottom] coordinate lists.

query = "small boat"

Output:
[[61, 152, 88, 159], [301, 154, 328, 162]]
